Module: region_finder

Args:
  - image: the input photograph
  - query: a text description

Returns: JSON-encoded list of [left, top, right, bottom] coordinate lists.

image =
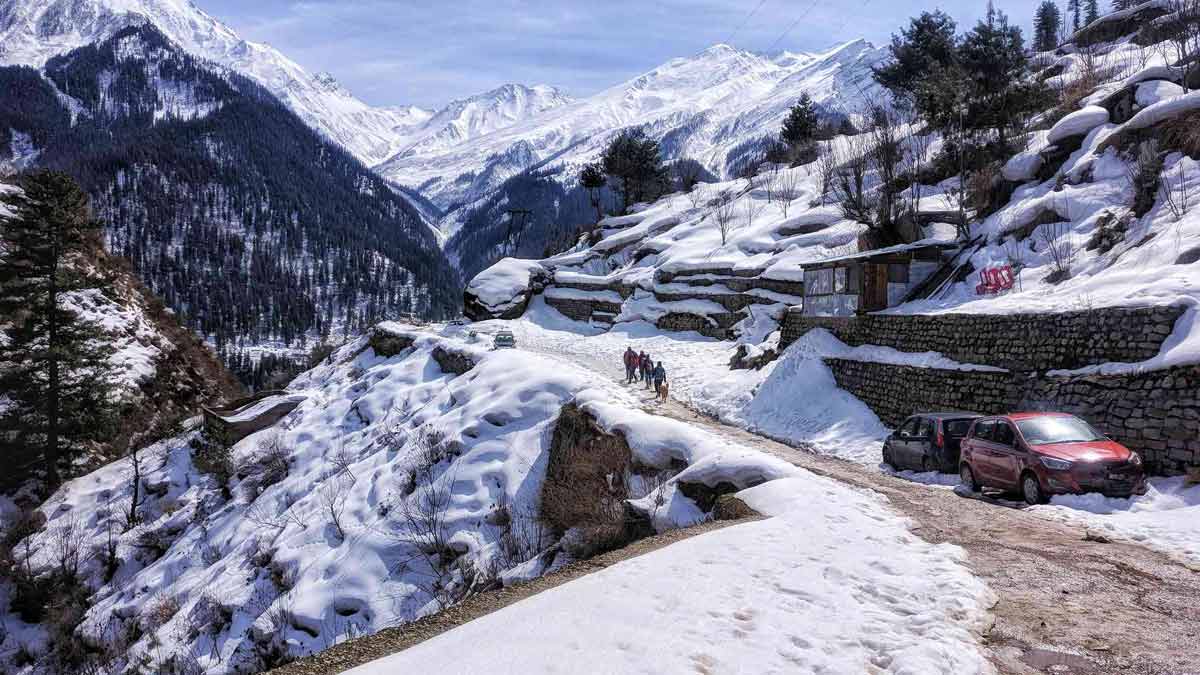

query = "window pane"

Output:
[[1016, 417, 1105, 445]]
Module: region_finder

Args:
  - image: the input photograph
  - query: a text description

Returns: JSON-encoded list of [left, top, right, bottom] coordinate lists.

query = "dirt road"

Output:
[[628, 384, 1200, 675]]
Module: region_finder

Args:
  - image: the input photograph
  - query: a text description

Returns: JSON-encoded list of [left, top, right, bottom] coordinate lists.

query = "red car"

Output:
[[959, 412, 1146, 505]]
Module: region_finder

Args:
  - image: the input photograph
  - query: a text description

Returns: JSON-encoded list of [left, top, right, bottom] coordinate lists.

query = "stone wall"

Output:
[[781, 305, 1186, 372], [826, 358, 1200, 475], [544, 295, 623, 323]]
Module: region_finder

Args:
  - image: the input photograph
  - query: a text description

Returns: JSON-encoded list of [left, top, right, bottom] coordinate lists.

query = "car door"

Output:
[[913, 417, 935, 470], [897, 417, 922, 469], [989, 421, 1023, 489], [969, 420, 999, 485]]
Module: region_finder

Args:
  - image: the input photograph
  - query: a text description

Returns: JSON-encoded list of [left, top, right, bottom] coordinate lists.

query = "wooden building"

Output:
[[801, 242, 959, 316]]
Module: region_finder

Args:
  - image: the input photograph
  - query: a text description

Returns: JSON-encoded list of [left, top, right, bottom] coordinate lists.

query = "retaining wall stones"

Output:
[[826, 358, 1200, 475], [781, 305, 1186, 372]]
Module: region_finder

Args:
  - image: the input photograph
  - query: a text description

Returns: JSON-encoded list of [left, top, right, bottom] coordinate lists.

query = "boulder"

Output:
[[463, 258, 551, 321]]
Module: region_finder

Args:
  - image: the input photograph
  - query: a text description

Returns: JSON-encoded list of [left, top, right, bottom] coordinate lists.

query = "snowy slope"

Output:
[[0, 323, 812, 673], [0, 0, 426, 166], [348, 476, 995, 675], [379, 41, 887, 210]]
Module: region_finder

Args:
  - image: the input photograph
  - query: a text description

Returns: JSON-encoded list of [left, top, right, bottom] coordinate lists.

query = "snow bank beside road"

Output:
[[348, 473, 995, 675], [1032, 477, 1200, 567]]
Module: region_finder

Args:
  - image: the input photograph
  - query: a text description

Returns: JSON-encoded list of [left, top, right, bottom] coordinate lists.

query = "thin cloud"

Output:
[[200, 0, 1049, 108]]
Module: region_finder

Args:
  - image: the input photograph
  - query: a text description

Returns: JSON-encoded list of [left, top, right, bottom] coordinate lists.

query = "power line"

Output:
[[724, 0, 770, 46], [765, 0, 822, 53]]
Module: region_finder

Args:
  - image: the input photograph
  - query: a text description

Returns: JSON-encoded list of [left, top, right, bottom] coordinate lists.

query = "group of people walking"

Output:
[[624, 347, 667, 399]]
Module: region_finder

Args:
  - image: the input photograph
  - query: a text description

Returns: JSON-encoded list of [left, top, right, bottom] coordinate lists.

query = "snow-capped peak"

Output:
[[379, 38, 887, 210], [0, 0, 441, 166]]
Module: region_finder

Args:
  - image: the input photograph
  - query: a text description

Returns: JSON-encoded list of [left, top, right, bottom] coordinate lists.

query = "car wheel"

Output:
[[1022, 472, 1049, 505], [882, 444, 897, 470], [960, 464, 980, 492]]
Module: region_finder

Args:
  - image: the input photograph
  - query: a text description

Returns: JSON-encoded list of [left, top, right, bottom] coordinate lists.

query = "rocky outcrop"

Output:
[[463, 259, 552, 321], [368, 325, 418, 357], [432, 346, 478, 375]]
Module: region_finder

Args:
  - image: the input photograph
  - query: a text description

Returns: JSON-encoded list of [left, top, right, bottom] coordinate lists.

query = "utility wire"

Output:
[[724, 0, 770, 46], [765, 0, 822, 53]]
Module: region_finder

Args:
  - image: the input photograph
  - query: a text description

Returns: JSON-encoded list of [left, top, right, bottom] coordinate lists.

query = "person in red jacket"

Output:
[[623, 347, 638, 383]]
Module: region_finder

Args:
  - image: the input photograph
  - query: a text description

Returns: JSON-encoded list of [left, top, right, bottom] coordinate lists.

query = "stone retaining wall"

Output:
[[826, 358, 1200, 474], [545, 295, 622, 323], [781, 305, 1186, 372]]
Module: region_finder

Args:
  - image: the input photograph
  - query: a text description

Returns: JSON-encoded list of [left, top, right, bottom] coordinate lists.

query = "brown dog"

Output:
[[657, 381, 670, 402]]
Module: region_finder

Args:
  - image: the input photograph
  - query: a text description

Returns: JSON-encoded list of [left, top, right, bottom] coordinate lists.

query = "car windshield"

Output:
[[1015, 417, 1105, 445], [944, 420, 973, 437]]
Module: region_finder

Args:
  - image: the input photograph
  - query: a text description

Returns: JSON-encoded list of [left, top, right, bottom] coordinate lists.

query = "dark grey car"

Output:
[[883, 412, 983, 473]]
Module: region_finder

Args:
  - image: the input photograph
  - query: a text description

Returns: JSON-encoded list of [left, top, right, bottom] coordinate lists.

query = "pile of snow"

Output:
[[1047, 105, 1109, 144], [1031, 476, 1200, 567], [347, 474, 995, 675]]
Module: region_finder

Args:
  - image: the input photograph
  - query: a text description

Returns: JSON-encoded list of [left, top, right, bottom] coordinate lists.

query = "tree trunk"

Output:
[[46, 241, 61, 486]]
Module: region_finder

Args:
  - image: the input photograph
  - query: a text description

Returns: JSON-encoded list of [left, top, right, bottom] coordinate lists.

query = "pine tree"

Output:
[[1085, 0, 1100, 24], [1034, 1, 1063, 52], [959, 5, 1050, 150], [1111, 0, 1138, 9], [600, 129, 669, 212], [579, 162, 607, 224], [0, 171, 118, 487], [780, 94, 819, 149], [1068, 0, 1082, 30], [873, 10, 959, 106]]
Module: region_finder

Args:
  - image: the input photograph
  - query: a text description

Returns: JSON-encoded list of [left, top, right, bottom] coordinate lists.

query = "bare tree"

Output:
[[1038, 209, 1077, 281], [124, 445, 149, 530], [710, 190, 740, 245], [1158, 0, 1200, 92], [744, 192, 767, 230]]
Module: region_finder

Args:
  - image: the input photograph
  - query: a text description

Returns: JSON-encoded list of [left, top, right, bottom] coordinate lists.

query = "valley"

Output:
[[3, 0, 1200, 673]]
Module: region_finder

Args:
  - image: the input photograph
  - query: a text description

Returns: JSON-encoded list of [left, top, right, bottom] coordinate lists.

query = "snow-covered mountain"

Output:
[[0, 0, 431, 166], [379, 40, 887, 210]]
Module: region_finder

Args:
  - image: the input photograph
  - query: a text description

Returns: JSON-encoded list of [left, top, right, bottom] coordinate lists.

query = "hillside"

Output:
[[0, 24, 461, 360], [0, 179, 242, 495]]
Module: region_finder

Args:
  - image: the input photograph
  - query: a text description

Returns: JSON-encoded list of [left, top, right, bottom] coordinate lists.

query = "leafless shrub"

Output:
[[490, 494, 551, 570], [142, 593, 182, 633], [1039, 217, 1077, 282], [238, 433, 291, 499], [771, 166, 804, 218], [319, 473, 352, 544], [1160, 160, 1193, 223], [48, 515, 92, 584], [743, 193, 767, 230], [709, 190, 740, 245], [686, 182, 707, 209], [244, 497, 307, 532]]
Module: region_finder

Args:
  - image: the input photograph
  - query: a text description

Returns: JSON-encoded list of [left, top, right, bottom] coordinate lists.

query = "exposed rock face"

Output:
[[432, 346, 478, 375], [368, 325, 418, 357]]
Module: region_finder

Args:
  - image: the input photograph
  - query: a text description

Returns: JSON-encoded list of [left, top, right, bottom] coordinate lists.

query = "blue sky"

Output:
[[200, 0, 1051, 109]]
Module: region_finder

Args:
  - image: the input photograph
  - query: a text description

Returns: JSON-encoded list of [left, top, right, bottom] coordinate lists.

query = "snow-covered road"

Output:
[[347, 477, 995, 675]]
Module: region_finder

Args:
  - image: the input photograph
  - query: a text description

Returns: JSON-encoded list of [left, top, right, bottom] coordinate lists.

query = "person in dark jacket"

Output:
[[641, 352, 653, 389], [652, 362, 666, 396], [624, 347, 638, 383]]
